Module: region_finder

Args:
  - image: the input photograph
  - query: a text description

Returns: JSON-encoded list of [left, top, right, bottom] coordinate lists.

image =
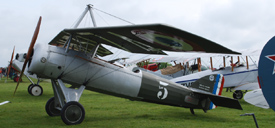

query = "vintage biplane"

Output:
[[13, 5, 243, 125], [138, 54, 259, 99], [7, 46, 44, 96], [172, 55, 259, 100], [12, 53, 43, 96]]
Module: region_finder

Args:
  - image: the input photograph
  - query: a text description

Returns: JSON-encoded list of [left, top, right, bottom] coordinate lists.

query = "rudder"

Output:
[[189, 74, 225, 110], [189, 74, 224, 95]]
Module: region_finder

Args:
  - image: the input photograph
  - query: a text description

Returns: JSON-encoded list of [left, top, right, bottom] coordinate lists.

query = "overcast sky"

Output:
[[1, 0, 274, 67]]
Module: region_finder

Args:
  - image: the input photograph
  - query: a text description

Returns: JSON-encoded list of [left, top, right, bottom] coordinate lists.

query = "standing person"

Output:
[[0, 67, 2, 80], [2, 68, 6, 77]]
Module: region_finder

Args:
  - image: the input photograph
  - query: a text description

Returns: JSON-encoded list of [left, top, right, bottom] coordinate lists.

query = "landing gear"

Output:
[[45, 97, 61, 116], [26, 76, 43, 96], [46, 79, 86, 125], [233, 90, 243, 99], [61, 101, 85, 125], [28, 84, 43, 96]]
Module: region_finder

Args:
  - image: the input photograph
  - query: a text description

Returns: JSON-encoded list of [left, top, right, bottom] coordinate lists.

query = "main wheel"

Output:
[[45, 97, 61, 116], [61, 101, 85, 125], [233, 90, 243, 99], [30, 84, 43, 96]]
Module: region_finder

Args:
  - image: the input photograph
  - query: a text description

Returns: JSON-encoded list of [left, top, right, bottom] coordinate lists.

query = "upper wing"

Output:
[[48, 31, 113, 57], [49, 24, 240, 56]]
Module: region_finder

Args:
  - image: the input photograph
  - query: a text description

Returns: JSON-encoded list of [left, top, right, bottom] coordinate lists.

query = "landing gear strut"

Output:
[[45, 79, 86, 125], [45, 97, 61, 116]]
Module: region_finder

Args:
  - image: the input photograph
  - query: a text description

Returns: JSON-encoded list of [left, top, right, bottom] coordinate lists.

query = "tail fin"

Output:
[[190, 74, 224, 95], [190, 74, 242, 110]]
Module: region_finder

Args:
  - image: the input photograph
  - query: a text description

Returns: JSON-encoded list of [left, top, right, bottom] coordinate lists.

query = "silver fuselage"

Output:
[[28, 44, 201, 108]]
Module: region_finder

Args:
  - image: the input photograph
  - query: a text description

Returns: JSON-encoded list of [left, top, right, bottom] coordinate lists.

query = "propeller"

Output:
[[6, 46, 15, 82], [13, 16, 42, 96]]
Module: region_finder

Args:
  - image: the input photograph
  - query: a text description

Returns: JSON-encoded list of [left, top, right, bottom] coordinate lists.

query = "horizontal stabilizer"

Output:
[[190, 74, 242, 110], [208, 94, 243, 110], [195, 91, 243, 110]]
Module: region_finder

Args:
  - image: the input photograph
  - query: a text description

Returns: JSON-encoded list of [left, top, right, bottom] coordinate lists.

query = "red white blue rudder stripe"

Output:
[[209, 74, 225, 110]]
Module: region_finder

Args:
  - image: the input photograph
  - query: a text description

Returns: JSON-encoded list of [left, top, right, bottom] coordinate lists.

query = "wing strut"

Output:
[[74, 4, 97, 28], [65, 35, 73, 53], [90, 43, 101, 58]]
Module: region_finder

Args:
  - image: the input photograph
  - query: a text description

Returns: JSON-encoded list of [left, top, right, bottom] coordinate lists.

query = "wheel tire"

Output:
[[45, 97, 61, 116], [233, 90, 243, 99], [28, 84, 34, 95], [30, 84, 43, 96], [61, 101, 85, 125]]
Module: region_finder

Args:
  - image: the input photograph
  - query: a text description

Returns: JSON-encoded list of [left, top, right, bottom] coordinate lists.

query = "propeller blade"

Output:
[[6, 46, 15, 81], [14, 16, 42, 96]]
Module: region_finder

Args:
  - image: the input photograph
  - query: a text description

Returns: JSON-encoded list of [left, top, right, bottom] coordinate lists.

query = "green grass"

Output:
[[0, 76, 274, 128]]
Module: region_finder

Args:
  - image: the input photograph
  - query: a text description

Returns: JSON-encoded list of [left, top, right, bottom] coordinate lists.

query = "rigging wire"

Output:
[[69, 5, 140, 76], [90, 7, 136, 62], [94, 7, 135, 25], [94, 9, 110, 26]]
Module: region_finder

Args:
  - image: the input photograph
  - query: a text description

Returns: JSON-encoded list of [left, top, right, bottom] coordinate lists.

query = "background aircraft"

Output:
[[12, 53, 43, 96], [137, 54, 259, 99]]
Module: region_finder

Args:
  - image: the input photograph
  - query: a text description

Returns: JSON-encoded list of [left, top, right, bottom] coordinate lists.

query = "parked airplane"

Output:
[[5, 46, 43, 96], [12, 15, 244, 125], [12, 5, 247, 125], [6, 49, 44, 96], [139, 55, 259, 99], [244, 36, 275, 111], [12, 53, 43, 96]]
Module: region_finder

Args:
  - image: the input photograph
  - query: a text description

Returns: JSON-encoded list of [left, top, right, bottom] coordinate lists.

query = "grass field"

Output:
[[0, 76, 274, 128]]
